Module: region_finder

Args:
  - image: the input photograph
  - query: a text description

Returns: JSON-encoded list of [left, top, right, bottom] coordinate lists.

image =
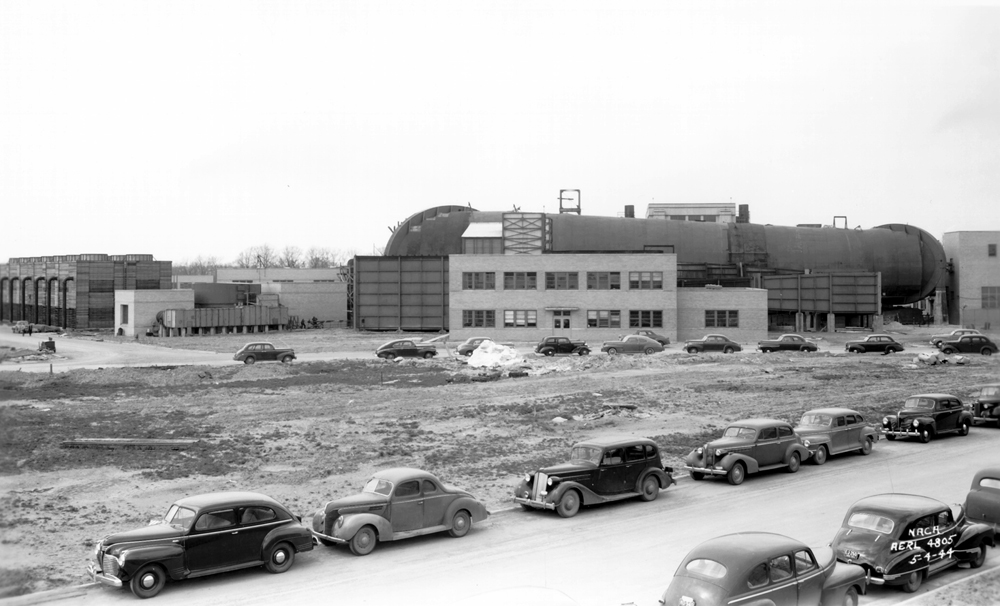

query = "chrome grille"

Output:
[[704, 447, 715, 466], [533, 472, 547, 500], [102, 554, 119, 576]]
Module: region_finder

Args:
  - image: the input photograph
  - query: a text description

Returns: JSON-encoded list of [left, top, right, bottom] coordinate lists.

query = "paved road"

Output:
[[48, 428, 1000, 605]]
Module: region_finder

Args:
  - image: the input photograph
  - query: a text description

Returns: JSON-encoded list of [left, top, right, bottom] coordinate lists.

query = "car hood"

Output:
[[538, 461, 597, 476], [103, 523, 185, 547], [705, 436, 754, 450], [325, 492, 389, 513]]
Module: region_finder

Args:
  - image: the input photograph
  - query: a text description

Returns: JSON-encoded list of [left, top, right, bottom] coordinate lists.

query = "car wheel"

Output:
[[280, 354, 292, 364], [886, 433, 896, 441], [543, 348, 555, 357], [942, 347, 956, 354], [378, 352, 393, 359], [971, 544, 987, 568], [959, 421, 970, 436], [690, 471, 705, 481], [349, 526, 377, 556], [607, 347, 618, 355], [786, 452, 801, 473], [842, 586, 859, 606], [919, 428, 932, 443], [812, 446, 828, 465], [901, 570, 923, 593], [801, 346, 813, 352], [129, 563, 166, 599], [860, 437, 873, 455], [686, 347, 698, 354], [639, 476, 660, 502], [848, 347, 860, 354], [982, 348, 993, 357], [886, 347, 897, 354], [578, 349, 589, 356], [243, 356, 256, 365], [644, 347, 655, 355], [422, 351, 434, 359], [723, 346, 735, 354], [463, 351, 473, 357], [449, 510, 472, 538], [556, 490, 581, 518], [727, 463, 745, 486], [264, 541, 295, 573]]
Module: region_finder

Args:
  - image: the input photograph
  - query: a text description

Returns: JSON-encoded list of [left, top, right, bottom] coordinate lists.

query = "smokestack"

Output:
[[738, 204, 750, 223], [624, 205, 634, 218]]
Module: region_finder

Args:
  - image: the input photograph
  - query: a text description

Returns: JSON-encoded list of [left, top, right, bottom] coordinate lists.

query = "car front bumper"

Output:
[[513, 497, 556, 510], [310, 530, 347, 545], [683, 465, 727, 477], [883, 428, 921, 438], [87, 563, 122, 588]]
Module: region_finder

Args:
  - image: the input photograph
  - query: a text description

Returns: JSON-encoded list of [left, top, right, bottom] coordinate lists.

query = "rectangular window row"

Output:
[[460, 309, 664, 329], [705, 310, 739, 327], [462, 271, 662, 290]]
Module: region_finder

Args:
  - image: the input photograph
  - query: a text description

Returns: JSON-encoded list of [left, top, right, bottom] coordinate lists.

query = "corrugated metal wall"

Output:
[[353, 256, 449, 331]]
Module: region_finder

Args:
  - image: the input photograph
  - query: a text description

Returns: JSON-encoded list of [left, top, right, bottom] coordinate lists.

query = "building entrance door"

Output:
[[551, 310, 572, 335]]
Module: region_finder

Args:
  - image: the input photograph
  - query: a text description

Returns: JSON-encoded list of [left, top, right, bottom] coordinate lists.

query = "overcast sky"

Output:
[[2, 0, 998, 266]]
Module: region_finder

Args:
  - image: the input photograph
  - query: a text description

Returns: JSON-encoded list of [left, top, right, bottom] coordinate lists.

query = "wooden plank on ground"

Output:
[[60, 438, 198, 450]]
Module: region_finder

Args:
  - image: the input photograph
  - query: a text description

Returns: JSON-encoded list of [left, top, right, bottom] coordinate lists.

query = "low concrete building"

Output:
[[115, 290, 194, 337], [260, 282, 349, 327]]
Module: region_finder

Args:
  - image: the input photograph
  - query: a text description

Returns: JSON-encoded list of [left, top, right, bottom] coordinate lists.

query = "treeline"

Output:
[[173, 245, 356, 275]]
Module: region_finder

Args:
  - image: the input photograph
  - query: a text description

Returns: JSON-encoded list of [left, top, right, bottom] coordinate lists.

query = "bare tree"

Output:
[[235, 248, 255, 268], [174, 255, 222, 275], [280, 246, 303, 268], [305, 247, 333, 268], [235, 244, 279, 268]]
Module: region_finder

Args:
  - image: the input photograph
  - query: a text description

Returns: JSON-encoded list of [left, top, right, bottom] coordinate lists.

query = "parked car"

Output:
[[88, 491, 313, 599], [757, 334, 818, 353], [232, 342, 296, 365], [930, 328, 982, 348], [972, 383, 1000, 427], [683, 419, 810, 485], [660, 532, 868, 606], [601, 334, 663, 355], [965, 468, 1000, 536], [882, 393, 973, 443], [844, 334, 904, 354], [633, 329, 670, 345], [939, 334, 998, 356], [794, 408, 878, 464], [833, 493, 994, 592], [513, 435, 673, 518], [11, 320, 30, 334], [683, 334, 742, 354], [534, 336, 590, 356], [457, 337, 493, 356], [375, 339, 438, 359], [310, 468, 488, 556]]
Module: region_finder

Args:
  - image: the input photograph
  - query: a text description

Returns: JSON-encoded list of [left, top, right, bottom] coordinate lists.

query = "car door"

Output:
[[259, 344, 276, 361], [780, 336, 799, 351], [420, 479, 449, 528], [703, 336, 720, 352], [390, 480, 423, 533], [840, 414, 862, 452], [739, 557, 797, 605], [623, 336, 642, 353], [234, 506, 280, 564], [793, 549, 822, 604], [185, 509, 243, 571], [830, 415, 850, 453], [754, 427, 782, 466], [621, 445, 648, 492], [935, 398, 962, 432], [597, 448, 626, 493]]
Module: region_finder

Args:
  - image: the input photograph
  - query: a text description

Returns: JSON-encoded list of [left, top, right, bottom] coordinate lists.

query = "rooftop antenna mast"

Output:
[[558, 189, 581, 215]]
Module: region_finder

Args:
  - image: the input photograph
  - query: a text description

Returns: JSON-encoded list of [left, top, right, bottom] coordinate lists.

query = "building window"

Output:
[[121, 304, 129, 324], [503, 272, 537, 290], [463, 310, 495, 327], [552, 310, 572, 329], [463, 238, 502, 254], [587, 310, 621, 328], [504, 310, 537, 327], [706, 310, 739, 327], [232, 280, 253, 283], [628, 271, 663, 290], [545, 272, 579, 290], [984, 287, 1000, 309], [586, 272, 621, 290], [990, 244, 997, 257], [273, 279, 293, 283], [629, 310, 662, 328], [462, 272, 496, 290]]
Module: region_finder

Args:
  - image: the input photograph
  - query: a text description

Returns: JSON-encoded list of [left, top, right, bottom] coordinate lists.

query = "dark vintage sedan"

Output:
[[311, 468, 489, 556], [844, 334, 904, 354], [930, 328, 981, 347], [794, 408, 878, 465], [939, 334, 998, 356], [882, 393, 974, 443], [972, 384, 1000, 427], [634, 329, 670, 345], [684, 419, 810, 485], [757, 334, 818, 353], [514, 435, 673, 518], [833, 493, 994, 592], [88, 492, 313, 599], [233, 342, 296, 365], [601, 334, 664, 355], [684, 334, 742, 354], [457, 336, 493, 356], [376, 339, 438, 359], [660, 532, 868, 606], [965, 468, 1000, 536]]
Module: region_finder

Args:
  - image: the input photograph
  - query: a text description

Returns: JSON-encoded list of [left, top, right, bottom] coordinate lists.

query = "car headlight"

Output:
[[547, 478, 553, 486], [882, 416, 888, 425], [335, 516, 344, 529], [696, 447, 703, 455], [803, 439, 810, 447], [524, 473, 531, 483], [913, 419, 919, 427], [715, 449, 723, 457]]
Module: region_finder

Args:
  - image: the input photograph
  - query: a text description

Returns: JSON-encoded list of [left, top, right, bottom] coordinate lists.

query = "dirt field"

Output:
[[1, 326, 997, 597]]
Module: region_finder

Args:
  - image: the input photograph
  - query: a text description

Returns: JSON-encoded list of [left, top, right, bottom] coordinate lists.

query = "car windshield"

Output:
[[685, 558, 727, 579], [569, 446, 602, 464], [798, 414, 833, 427], [980, 387, 1000, 398], [163, 504, 197, 530], [722, 427, 756, 439], [904, 397, 936, 410], [363, 478, 394, 496], [847, 512, 895, 534]]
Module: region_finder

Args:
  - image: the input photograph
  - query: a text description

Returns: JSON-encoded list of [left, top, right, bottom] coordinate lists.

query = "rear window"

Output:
[[979, 387, 1000, 398], [847, 512, 895, 534], [685, 558, 727, 579], [980, 478, 1000, 490]]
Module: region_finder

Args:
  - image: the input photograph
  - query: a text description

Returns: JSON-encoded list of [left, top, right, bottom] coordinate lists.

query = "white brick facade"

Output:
[[943, 231, 1000, 327], [677, 287, 768, 345]]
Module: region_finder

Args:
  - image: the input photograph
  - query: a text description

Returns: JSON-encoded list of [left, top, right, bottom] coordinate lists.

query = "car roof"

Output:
[[682, 532, 806, 580], [174, 491, 283, 511], [575, 434, 657, 448], [802, 407, 862, 416], [973, 468, 1000, 485], [778, 334, 804, 339], [378, 339, 412, 347], [907, 393, 959, 400], [848, 494, 946, 520], [243, 342, 273, 347], [725, 418, 790, 429], [371, 467, 439, 484]]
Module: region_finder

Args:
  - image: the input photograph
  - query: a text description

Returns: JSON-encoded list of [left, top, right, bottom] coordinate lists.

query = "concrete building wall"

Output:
[[676, 287, 769, 345], [217, 268, 344, 283], [115, 289, 194, 337], [449, 253, 678, 342], [260, 282, 348, 326], [943, 231, 1000, 328]]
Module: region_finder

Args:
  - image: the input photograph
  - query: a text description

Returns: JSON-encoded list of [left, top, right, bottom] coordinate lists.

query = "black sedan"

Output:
[[939, 334, 998, 356], [757, 334, 818, 353], [376, 339, 438, 359], [684, 334, 742, 354]]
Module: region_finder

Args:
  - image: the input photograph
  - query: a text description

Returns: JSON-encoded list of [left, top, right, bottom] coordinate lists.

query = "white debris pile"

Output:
[[914, 352, 970, 366], [468, 340, 525, 368]]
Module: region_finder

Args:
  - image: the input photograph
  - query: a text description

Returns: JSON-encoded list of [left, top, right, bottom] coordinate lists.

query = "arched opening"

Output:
[[62, 278, 74, 328], [36, 278, 48, 327], [47, 277, 59, 326], [20, 278, 30, 322], [0, 278, 8, 322]]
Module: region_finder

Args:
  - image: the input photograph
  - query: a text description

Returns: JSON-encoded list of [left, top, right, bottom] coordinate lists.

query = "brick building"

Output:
[[942, 231, 1000, 328]]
